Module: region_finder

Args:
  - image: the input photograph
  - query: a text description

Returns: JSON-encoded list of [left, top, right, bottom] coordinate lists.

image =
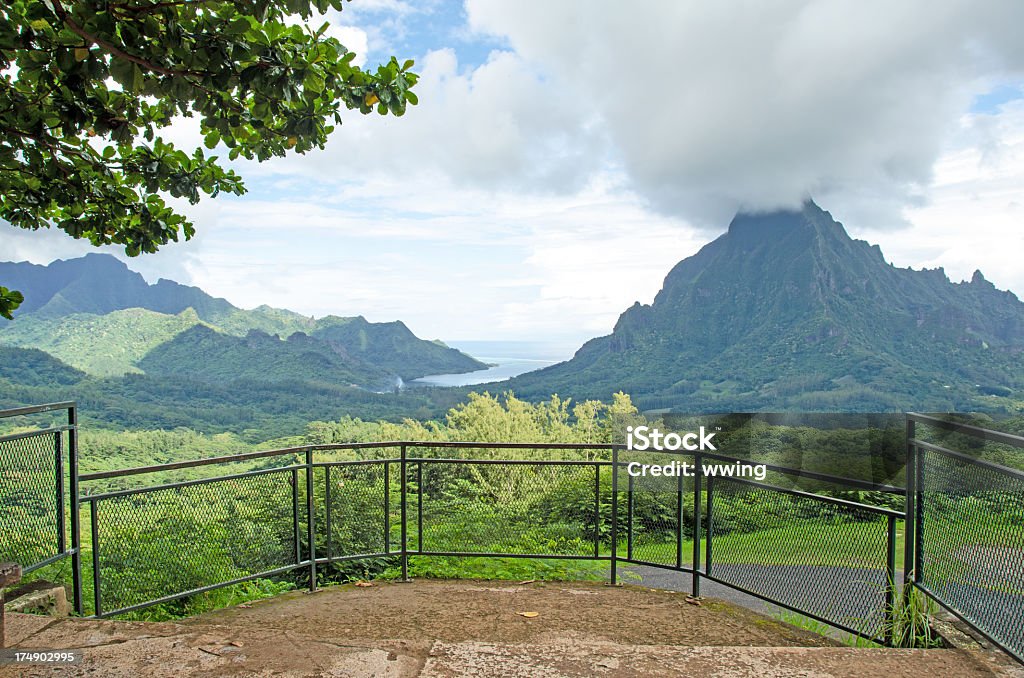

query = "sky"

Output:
[[3, 0, 1024, 349]]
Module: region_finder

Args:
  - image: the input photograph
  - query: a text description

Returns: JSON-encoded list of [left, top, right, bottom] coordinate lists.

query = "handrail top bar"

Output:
[[908, 412, 1024, 449], [86, 464, 304, 501], [79, 445, 328, 481], [78, 440, 625, 481], [0, 425, 74, 444], [80, 439, 903, 493], [714, 475, 904, 517], [700, 450, 905, 494], [0, 401, 76, 419], [910, 438, 1024, 481]]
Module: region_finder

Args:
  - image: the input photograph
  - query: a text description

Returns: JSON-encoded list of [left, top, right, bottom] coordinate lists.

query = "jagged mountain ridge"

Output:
[[507, 201, 1024, 411], [0, 254, 486, 383]]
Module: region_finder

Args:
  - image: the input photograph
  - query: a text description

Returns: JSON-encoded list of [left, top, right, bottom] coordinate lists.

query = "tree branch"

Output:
[[50, 0, 201, 78], [111, 0, 213, 15]]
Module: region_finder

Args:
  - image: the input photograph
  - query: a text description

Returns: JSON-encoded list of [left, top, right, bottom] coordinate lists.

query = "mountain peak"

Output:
[[726, 199, 844, 243], [508, 200, 1024, 412]]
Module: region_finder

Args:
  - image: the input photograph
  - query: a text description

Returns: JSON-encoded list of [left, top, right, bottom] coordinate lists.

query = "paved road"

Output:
[[617, 564, 892, 641]]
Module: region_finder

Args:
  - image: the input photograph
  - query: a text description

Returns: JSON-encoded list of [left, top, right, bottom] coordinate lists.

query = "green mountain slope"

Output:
[[136, 325, 396, 390], [0, 345, 450, 439], [507, 201, 1024, 412], [312, 316, 486, 380], [0, 254, 487, 380], [0, 308, 203, 376], [0, 345, 85, 387]]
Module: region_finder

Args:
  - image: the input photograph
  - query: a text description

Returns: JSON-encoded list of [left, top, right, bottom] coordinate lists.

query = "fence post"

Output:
[[305, 448, 316, 592], [675, 461, 684, 570], [325, 465, 333, 564], [610, 446, 618, 585], [55, 432, 66, 557], [885, 513, 898, 646], [291, 468, 300, 566], [400, 444, 409, 581], [417, 461, 424, 553], [914, 434, 924, 587], [704, 475, 714, 579], [903, 417, 916, 586], [593, 463, 601, 559], [692, 453, 702, 598], [90, 499, 101, 618], [626, 472, 634, 561], [384, 461, 391, 553], [69, 405, 82, 615]]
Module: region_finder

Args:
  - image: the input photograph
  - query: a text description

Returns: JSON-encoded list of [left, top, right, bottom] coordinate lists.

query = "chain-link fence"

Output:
[[909, 414, 1024, 663], [705, 475, 898, 640], [619, 450, 698, 571], [414, 459, 606, 558], [8, 408, 1023, 662], [88, 467, 300, 616], [0, 403, 81, 611]]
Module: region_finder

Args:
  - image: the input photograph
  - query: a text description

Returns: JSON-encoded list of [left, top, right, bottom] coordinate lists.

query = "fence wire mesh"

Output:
[[0, 431, 63, 570], [919, 448, 1024, 660], [708, 477, 893, 640], [322, 462, 390, 560], [416, 460, 602, 557], [92, 468, 297, 615], [620, 451, 695, 569]]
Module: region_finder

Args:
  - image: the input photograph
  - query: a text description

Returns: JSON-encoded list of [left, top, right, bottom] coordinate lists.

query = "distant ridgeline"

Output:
[[507, 201, 1024, 413], [0, 254, 485, 435]]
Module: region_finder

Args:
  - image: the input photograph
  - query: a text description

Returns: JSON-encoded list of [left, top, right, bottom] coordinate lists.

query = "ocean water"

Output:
[[411, 340, 579, 387]]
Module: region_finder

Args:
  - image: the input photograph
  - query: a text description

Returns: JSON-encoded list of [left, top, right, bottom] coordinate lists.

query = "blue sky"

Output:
[[3, 1, 1024, 349]]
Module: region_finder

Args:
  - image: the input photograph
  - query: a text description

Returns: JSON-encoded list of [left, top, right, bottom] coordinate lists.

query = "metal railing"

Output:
[[2, 404, 1022, 662], [70, 440, 904, 646], [0, 402, 81, 612], [907, 413, 1024, 663]]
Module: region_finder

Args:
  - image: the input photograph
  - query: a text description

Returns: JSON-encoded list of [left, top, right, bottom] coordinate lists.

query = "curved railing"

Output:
[[3, 404, 1022, 663]]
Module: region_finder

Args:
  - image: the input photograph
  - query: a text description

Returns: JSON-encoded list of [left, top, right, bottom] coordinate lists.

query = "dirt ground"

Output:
[[3, 580, 1020, 677]]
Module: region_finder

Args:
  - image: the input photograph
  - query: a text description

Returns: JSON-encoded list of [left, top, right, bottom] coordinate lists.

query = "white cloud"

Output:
[[5, 2, 1024, 347], [465, 0, 1024, 226], [850, 100, 1024, 296], [277, 46, 608, 196]]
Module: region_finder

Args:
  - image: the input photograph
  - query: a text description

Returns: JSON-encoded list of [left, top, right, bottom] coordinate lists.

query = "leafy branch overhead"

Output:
[[0, 0, 418, 318]]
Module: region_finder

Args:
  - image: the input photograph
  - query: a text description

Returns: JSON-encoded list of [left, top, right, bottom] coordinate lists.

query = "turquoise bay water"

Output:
[[411, 340, 578, 387]]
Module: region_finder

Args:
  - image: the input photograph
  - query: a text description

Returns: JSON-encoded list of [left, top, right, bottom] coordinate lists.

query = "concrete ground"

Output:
[[3, 580, 1021, 677]]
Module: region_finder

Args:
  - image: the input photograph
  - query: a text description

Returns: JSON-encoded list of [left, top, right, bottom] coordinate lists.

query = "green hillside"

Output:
[[0, 254, 487, 381], [0, 308, 203, 376], [312, 315, 486, 380], [0, 345, 85, 387], [0, 345, 454, 440], [137, 325, 396, 390]]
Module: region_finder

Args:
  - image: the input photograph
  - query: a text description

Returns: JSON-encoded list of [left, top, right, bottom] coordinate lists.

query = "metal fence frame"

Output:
[[907, 413, 1024, 664], [0, 402, 81, 612], [3, 405, 1022, 662], [73, 440, 904, 646]]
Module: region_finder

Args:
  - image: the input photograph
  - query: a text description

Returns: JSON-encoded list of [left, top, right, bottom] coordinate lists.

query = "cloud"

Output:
[[464, 0, 1024, 226], [852, 99, 1024, 295], [280, 46, 608, 196]]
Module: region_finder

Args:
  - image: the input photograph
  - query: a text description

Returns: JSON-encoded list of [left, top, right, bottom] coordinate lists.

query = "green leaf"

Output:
[[0, 3, 417, 268], [0, 287, 24, 320]]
